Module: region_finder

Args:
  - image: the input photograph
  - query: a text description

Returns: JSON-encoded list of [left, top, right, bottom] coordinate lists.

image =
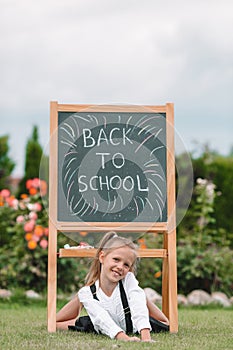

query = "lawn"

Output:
[[0, 299, 232, 350]]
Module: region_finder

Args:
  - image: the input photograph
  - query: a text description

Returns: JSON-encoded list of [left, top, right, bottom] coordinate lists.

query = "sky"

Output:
[[1, 0, 233, 177]]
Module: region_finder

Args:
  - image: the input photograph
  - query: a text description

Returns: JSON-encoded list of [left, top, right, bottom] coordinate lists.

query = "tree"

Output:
[[18, 126, 43, 195], [191, 153, 233, 242], [0, 135, 15, 189], [177, 177, 233, 295]]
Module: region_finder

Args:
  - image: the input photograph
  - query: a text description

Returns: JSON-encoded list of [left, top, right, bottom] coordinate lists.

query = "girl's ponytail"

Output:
[[96, 231, 118, 250]]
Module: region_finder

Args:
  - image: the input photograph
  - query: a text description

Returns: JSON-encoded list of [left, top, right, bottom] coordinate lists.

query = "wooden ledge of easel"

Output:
[[59, 248, 168, 258]]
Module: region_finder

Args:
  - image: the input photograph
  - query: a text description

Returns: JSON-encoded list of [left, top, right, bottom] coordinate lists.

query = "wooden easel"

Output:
[[47, 102, 178, 333]]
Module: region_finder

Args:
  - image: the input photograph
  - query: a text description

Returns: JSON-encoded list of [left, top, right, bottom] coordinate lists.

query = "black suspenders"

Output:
[[90, 283, 98, 300], [90, 280, 133, 334], [118, 280, 133, 334]]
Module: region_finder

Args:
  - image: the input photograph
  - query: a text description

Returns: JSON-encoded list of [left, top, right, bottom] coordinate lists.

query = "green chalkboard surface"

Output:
[[57, 111, 167, 223]]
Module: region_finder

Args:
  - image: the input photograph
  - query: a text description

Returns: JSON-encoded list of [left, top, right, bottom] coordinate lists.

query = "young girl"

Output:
[[56, 231, 169, 342]]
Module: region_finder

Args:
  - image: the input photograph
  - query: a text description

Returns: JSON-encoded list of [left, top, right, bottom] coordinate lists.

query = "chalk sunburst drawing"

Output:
[[58, 112, 167, 223]]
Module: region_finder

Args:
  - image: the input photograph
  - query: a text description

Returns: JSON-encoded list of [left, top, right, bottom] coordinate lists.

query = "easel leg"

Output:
[[162, 231, 178, 333], [162, 255, 169, 318], [47, 221, 57, 332]]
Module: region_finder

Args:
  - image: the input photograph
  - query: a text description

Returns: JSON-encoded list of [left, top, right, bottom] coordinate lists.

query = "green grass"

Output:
[[0, 299, 232, 350]]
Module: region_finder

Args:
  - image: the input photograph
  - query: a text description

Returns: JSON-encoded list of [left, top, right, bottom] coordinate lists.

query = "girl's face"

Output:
[[99, 246, 136, 284]]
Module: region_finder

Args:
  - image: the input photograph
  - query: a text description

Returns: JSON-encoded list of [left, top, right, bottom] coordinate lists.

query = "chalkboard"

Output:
[[57, 111, 167, 224]]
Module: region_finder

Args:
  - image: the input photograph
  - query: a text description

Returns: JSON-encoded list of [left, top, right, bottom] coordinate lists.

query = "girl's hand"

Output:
[[129, 336, 141, 342], [115, 331, 140, 342], [140, 328, 152, 342]]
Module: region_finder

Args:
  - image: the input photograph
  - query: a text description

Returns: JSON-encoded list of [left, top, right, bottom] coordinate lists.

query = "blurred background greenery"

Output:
[[0, 127, 232, 296]]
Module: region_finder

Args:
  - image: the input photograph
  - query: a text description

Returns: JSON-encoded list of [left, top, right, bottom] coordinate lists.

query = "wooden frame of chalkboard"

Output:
[[49, 102, 175, 233], [47, 102, 178, 333]]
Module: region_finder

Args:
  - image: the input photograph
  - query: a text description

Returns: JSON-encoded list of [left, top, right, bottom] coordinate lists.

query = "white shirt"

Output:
[[78, 272, 151, 339]]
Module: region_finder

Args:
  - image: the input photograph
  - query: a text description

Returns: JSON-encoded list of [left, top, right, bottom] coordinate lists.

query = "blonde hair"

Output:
[[85, 231, 138, 286]]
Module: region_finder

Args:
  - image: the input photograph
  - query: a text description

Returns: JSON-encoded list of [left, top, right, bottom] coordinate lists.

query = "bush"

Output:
[[1, 171, 232, 296], [191, 153, 233, 244], [177, 177, 233, 296], [0, 179, 88, 293], [177, 243, 233, 296], [137, 177, 233, 297], [136, 235, 163, 293]]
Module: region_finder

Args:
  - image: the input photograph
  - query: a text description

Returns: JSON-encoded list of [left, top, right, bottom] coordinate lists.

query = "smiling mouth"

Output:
[[112, 270, 121, 277]]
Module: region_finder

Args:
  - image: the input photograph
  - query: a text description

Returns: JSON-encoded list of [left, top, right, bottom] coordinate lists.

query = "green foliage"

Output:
[[24, 126, 42, 177], [209, 157, 233, 238], [39, 153, 49, 183], [1, 143, 233, 297], [0, 135, 15, 189], [57, 253, 89, 293], [192, 153, 233, 242], [18, 126, 43, 195], [0, 205, 16, 245], [0, 179, 88, 293], [0, 183, 47, 291], [177, 175, 233, 296], [173, 149, 233, 296], [136, 234, 163, 292], [137, 169, 233, 297], [177, 243, 233, 295]]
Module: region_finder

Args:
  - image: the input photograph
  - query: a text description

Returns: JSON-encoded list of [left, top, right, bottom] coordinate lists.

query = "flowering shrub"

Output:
[[1, 176, 232, 295], [0, 179, 49, 291], [0, 178, 48, 251], [138, 178, 233, 296], [0, 178, 87, 293], [177, 178, 233, 296]]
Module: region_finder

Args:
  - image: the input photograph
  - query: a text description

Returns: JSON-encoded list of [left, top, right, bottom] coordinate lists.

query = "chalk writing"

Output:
[[57, 112, 167, 223]]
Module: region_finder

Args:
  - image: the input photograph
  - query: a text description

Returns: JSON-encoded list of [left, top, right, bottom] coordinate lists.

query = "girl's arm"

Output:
[[56, 296, 83, 330], [56, 296, 81, 322], [146, 298, 169, 325], [140, 328, 151, 342], [124, 273, 152, 341], [78, 286, 124, 339]]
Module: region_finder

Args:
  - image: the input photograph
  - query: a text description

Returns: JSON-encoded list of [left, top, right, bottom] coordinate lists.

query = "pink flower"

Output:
[[16, 215, 25, 223], [32, 178, 40, 188], [32, 234, 40, 242], [1, 189, 11, 198], [9, 198, 18, 209], [26, 179, 33, 190], [24, 220, 35, 232], [29, 211, 38, 220], [44, 227, 49, 236], [40, 239, 48, 249], [39, 180, 47, 196], [27, 203, 42, 212], [33, 203, 42, 212]]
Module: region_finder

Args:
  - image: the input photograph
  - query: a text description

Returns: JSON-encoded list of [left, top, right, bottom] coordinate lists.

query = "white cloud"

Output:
[[0, 0, 233, 176]]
